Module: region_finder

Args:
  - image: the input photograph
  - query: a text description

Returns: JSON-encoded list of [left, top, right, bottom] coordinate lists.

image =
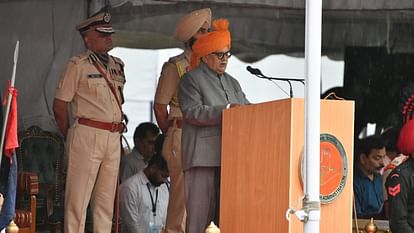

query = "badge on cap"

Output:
[[103, 13, 111, 23]]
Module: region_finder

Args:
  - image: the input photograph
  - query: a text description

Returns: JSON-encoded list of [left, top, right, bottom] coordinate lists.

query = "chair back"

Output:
[[16, 125, 65, 226]]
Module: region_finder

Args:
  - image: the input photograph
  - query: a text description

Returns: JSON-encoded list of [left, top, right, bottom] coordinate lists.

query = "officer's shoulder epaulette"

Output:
[[111, 56, 125, 67], [69, 52, 89, 64], [168, 53, 185, 63]]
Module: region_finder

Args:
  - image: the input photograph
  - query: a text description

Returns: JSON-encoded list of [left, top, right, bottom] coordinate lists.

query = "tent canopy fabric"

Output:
[[0, 0, 414, 132], [109, 0, 414, 62], [0, 0, 85, 133]]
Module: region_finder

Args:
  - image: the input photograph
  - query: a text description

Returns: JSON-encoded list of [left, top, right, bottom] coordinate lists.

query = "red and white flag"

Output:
[[3, 80, 18, 158]]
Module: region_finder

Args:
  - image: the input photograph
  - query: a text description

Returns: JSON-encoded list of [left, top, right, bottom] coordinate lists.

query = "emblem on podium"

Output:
[[301, 133, 348, 203], [319, 133, 348, 203]]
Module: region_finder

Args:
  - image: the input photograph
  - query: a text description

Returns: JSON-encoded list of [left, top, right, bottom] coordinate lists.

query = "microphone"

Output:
[[246, 66, 304, 98], [246, 66, 263, 76]]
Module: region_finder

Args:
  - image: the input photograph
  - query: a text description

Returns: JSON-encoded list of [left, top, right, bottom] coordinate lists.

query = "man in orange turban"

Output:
[[178, 18, 250, 233], [154, 8, 212, 233]]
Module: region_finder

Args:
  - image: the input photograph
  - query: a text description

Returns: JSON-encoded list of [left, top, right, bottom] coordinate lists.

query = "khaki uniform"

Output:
[[154, 51, 189, 233], [55, 50, 125, 233]]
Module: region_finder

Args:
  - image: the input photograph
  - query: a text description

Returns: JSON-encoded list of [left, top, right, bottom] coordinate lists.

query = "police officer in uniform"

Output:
[[53, 12, 125, 233], [153, 8, 211, 233]]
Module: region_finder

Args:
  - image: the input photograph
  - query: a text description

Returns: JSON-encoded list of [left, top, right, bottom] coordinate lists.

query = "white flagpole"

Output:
[[304, 0, 322, 232], [0, 40, 19, 168]]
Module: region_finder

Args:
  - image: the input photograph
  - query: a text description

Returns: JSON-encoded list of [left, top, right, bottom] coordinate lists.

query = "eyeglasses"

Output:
[[211, 51, 232, 60], [197, 27, 210, 34]]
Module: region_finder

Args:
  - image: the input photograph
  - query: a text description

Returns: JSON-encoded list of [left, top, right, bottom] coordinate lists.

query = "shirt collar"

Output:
[[200, 62, 215, 75], [132, 147, 148, 164], [138, 170, 150, 186], [355, 165, 380, 180], [199, 62, 226, 78], [184, 49, 192, 63]]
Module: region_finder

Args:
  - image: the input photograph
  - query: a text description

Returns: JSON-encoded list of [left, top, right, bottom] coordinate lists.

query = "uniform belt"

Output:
[[78, 118, 125, 133], [168, 118, 183, 129]]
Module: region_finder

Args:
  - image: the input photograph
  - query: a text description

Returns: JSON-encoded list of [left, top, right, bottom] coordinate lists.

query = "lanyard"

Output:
[[92, 59, 127, 128], [146, 183, 158, 216], [92, 60, 123, 112]]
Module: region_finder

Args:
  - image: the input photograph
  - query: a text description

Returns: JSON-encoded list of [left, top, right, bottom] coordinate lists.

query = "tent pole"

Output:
[[0, 40, 19, 168], [304, 0, 321, 232]]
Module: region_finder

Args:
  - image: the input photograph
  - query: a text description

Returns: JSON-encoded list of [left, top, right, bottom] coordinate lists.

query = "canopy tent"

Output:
[[110, 0, 414, 62], [0, 0, 85, 132], [0, 0, 413, 133]]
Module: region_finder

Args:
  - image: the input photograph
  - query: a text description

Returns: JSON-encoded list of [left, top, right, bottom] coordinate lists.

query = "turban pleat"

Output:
[[190, 18, 231, 70], [398, 118, 414, 155]]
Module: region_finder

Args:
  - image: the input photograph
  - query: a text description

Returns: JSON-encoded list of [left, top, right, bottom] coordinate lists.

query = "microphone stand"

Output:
[[252, 72, 305, 98]]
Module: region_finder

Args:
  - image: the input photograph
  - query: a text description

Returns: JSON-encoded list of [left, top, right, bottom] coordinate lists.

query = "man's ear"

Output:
[[360, 153, 367, 164], [201, 55, 208, 63], [84, 34, 91, 46]]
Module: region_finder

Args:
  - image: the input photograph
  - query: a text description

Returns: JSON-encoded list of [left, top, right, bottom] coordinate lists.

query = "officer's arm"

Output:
[[154, 61, 179, 133], [154, 103, 169, 134], [53, 98, 69, 138], [387, 173, 414, 233]]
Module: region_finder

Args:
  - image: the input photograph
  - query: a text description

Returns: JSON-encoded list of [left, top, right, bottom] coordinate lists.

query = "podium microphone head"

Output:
[[246, 66, 262, 75]]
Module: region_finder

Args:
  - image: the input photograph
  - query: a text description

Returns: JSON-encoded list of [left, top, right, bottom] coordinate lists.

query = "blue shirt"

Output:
[[353, 166, 384, 218]]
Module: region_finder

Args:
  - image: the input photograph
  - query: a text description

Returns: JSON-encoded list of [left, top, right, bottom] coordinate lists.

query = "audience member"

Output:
[[353, 135, 385, 218], [120, 137, 169, 233], [120, 122, 160, 183], [178, 18, 249, 233], [154, 8, 212, 233]]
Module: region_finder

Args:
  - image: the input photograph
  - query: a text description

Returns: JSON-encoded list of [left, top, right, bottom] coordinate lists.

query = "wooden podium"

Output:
[[220, 98, 354, 233]]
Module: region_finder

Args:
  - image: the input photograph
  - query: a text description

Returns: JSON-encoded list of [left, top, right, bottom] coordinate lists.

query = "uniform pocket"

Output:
[[87, 78, 107, 97]]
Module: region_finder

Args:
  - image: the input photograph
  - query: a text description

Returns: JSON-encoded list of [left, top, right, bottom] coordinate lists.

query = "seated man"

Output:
[[120, 122, 160, 183], [353, 135, 386, 218], [119, 136, 169, 233]]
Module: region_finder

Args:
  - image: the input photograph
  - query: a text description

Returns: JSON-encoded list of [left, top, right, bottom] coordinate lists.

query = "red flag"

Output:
[[3, 81, 18, 158]]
